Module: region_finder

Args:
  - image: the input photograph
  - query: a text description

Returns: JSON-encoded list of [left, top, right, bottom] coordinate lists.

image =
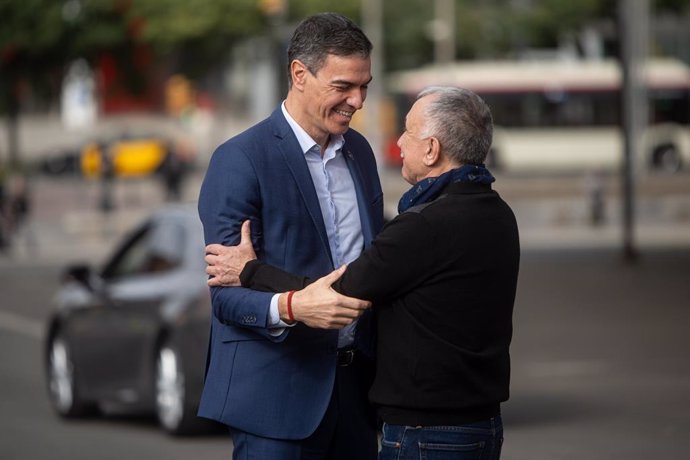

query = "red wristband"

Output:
[[286, 290, 296, 322]]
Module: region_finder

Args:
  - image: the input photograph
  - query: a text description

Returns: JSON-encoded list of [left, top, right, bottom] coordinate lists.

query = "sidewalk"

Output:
[[379, 167, 690, 250], [2, 165, 689, 269], [0, 173, 201, 266]]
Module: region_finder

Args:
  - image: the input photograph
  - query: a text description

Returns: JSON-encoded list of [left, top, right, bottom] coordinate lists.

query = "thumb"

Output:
[[318, 265, 347, 287], [240, 220, 252, 246]]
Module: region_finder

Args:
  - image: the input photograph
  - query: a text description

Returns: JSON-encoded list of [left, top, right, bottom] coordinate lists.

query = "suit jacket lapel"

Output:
[[270, 109, 333, 265], [343, 145, 376, 248]]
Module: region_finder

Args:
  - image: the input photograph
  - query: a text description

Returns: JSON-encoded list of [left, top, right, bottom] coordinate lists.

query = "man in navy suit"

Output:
[[197, 12, 384, 460]]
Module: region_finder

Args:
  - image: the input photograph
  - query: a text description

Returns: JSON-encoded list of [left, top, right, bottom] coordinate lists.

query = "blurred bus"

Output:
[[385, 58, 690, 173]]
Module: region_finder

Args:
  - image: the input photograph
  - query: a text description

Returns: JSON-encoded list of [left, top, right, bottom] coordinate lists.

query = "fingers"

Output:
[[311, 303, 369, 329], [336, 294, 371, 311], [317, 265, 347, 287], [205, 264, 218, 277], [240, 220, 251, 246], [316, 266, 370, 310], [299, 310, 365, 330], [204, 253, 217, 266], [207, 272, 240, 287], [205, 243, 225, 256]]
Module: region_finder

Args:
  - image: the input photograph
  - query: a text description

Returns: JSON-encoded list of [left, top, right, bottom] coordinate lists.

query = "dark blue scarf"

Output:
[[397, 164, 495, 214]]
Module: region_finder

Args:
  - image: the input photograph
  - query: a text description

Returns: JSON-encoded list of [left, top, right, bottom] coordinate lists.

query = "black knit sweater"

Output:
[[242, 181, 520, 426]]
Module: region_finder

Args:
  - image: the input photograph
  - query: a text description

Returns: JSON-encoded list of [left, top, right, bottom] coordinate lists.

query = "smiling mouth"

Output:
[[333, 109, 354, 118]]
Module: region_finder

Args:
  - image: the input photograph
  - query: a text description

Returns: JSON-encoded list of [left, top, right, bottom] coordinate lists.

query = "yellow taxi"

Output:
[[81, 136, 168, 178]]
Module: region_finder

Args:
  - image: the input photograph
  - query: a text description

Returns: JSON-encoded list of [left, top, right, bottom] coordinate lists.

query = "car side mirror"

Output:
[[62, 264, 102, 293]]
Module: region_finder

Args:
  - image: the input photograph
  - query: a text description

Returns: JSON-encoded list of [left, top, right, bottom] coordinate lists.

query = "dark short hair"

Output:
[[286, 12, 372, 87], [418, 86, 494, 166]]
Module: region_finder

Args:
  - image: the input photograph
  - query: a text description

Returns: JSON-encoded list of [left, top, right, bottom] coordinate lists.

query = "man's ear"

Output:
[[291, 60, 308, 91], [424, 137, 441, 166]]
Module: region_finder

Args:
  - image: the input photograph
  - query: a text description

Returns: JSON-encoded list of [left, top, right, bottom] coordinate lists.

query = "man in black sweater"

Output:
[[205, 86, 519, 459]]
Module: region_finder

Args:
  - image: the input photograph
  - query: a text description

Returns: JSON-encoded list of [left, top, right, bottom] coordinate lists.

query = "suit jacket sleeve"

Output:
[[198, 141, 281, 341], [241, 212, 436, 305]]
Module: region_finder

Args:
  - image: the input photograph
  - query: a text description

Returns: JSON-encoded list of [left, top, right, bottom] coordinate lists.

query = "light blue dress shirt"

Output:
[[267, 103, 364, 347]]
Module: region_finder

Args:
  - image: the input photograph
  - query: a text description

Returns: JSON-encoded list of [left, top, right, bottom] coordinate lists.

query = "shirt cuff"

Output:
[[268, 293, 295, 336]]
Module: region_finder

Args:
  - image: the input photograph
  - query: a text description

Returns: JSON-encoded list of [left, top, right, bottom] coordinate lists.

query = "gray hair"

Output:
[[417, 86, 493, 166], [287, 12, 372, 88]]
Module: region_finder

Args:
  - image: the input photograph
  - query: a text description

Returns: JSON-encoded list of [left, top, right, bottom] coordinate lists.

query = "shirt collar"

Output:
[[281, 101, 345, 155]]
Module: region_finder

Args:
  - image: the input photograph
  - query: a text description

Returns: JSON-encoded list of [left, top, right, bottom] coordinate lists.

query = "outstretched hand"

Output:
[[205, 220, 257, 287], [286, 265, 371, 329]]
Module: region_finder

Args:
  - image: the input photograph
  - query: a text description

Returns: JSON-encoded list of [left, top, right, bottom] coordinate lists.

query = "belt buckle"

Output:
[[337, 349, 355, 367]]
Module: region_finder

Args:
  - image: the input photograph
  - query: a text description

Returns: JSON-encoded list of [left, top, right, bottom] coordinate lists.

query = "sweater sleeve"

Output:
[[240, 212, 436, 305]]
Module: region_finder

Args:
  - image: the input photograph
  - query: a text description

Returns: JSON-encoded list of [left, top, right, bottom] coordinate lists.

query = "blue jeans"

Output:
[[379, 416, 503, 460]]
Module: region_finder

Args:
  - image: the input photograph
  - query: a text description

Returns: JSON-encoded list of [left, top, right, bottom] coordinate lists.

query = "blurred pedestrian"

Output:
[[585, 169, 607, 226], [8, 173, 30, 229], [196, 12, 383, 460], [206, 86, 520, 460], [160, 136, 196, 202], [0, 165, 8, 251], [0, 172, 35, 255]]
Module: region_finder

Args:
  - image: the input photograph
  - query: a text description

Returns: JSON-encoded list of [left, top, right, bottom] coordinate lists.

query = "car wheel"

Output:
[[46, 334, 98, 417], [155, 343, 208, 436]]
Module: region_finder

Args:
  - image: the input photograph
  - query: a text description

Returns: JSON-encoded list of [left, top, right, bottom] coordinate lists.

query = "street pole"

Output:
[[361, 0, 384, 164], [256, 0, 288, 119], [433, 0, 456, 64], [618, 0, 648, 263]]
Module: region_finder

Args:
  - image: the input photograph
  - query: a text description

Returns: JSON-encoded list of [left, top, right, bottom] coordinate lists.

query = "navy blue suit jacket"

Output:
[[197, 107, 384, 439]]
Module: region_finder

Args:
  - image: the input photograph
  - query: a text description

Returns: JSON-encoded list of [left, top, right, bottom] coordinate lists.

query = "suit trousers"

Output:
[[229, 351, 378, 460]]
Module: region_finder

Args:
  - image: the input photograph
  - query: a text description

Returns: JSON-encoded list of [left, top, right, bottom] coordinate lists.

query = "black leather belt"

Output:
[[337, 348, 356, 367]]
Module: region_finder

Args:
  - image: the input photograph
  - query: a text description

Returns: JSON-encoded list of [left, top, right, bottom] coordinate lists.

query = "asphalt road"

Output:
[[505, 248, 690, 459]]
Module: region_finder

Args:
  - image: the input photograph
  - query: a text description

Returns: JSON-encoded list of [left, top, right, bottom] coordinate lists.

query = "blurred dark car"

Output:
[[38, 146, 82, 176], [44, 205, 217, 436]]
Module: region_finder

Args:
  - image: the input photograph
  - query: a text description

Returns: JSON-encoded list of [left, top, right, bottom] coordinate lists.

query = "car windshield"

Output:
[[102, 220, 186, 279]]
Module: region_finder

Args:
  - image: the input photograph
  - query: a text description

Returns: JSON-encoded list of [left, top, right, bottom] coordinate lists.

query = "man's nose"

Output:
[[347, 88, 366, 110]]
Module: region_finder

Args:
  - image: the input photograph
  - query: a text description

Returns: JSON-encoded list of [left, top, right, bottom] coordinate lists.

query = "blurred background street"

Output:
[[3, 128, 689, 264], [2, 0, 690, 459]]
